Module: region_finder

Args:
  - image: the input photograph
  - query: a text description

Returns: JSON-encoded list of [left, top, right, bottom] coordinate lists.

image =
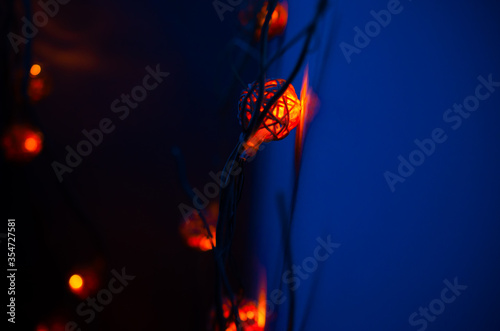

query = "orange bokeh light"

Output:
[[179, 202, 218, 251], [255, 1, 288, 40], [36, 324, 49, 331], [1, 124, 43, 162], [217, 298, 265, 331], [67, 262, 103, 299], [30, 64, 42, 76], [239, 1, 288, 41], [27, 64, 51, 102], [69, 274, 84, 290], [24, 137, 39, 152]]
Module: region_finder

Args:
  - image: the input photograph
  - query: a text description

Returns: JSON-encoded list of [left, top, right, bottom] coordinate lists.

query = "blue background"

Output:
[[252, 0, 500, 330]]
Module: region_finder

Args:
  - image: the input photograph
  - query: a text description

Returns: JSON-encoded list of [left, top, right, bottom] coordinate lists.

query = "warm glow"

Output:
[[179, 202, 218, 251], [218, 298, 264, 331], [2, 124, 43, 162], [69, 274, 83, 290], [239, 78, 301, 156], [67, 262, 103, 299], [36, 324, 49, 331], [30, 64, 42, 76], [24, 137, 39, 152], [254, 1, 289, 40], [28, 77, 48, 102], [257, 270, 267, 328]]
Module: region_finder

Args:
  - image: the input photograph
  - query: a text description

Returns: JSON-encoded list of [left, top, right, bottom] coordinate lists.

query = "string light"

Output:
[[238, 78, 301, 156]]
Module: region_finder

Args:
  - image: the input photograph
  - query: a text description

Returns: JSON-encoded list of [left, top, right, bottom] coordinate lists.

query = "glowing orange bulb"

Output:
[[30, 64, 42, 76], [69, 274, 83, 290], [238, 79, 301, 155]]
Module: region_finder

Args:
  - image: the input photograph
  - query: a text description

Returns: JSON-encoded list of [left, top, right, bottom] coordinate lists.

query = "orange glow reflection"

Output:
[[295, 65, 319, 172], [179, 202, 218, 251], [257, 272, 267, 328]]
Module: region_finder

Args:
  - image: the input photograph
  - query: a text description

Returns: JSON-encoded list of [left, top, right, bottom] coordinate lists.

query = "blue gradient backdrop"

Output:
[[252, 0, 500, 330]]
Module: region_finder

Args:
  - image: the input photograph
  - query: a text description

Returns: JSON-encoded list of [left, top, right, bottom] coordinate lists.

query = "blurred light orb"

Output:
[[1, 124, 43, 162], [30, 64, 42, 77], [255, 1, 288, 40], [69, 274, 84, 290], [179, 202, 218, 251]]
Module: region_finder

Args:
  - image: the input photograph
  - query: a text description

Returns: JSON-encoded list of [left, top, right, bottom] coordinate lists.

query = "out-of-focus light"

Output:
[[238, 78, 301, 156], [30, 64, 42, 76], [36, 323, 49, 331], [255, 1, 288, 40], [28, 64, 51, 102], [28, 77, 49, 102], [239, 1, 288, 41], [24, 137, 39, 152], [69, 274, 84, 290], [1, 124, 43, 162], [68, 262, 103, 299], [179, 202, 218, 251], [214, 298, 265, 331]]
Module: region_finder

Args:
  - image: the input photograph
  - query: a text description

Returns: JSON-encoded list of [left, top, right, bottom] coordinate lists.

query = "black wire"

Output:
[[213, 1, 329, 329], [214, 2, 281, 328], [243, 0, 279, 144], [245, 0, 328, 147], [171, 146, 215, 245]]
